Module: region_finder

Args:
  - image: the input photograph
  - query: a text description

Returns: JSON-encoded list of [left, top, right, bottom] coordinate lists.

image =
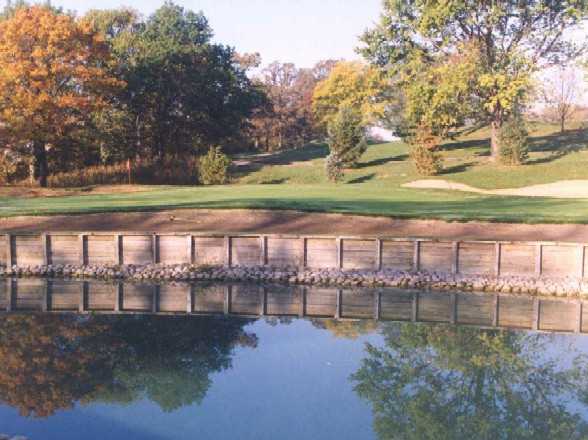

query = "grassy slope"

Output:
[[1, 122, 587, 223]]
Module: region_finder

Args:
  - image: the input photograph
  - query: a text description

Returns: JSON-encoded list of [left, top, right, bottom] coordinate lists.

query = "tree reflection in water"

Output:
[[351, 324, 588, 440], [0, 314, 257, 418]]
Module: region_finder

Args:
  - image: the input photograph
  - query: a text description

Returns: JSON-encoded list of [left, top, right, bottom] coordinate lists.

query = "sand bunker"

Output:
[[402, 179, 588, 199]]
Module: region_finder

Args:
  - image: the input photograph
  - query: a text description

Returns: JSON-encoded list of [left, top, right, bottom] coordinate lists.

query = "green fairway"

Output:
[[2, 122, 588, 223]]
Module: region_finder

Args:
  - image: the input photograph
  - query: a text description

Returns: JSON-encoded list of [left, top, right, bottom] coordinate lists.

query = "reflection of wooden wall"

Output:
[[2, 278, 587, 334], [1, 233, 587, 279]]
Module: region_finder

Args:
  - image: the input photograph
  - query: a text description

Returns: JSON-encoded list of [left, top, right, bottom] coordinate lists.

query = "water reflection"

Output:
[[0, 314, 256, 418], [351, 324, 588, 440], [2, 279, 588, 439]]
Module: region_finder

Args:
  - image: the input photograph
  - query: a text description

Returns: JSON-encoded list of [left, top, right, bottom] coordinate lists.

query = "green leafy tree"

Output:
[[199, 146, 231, 185], [352, 323, 588, 440], [499, 115, 529, 165], [359, 1, 588, 160], [327, 105, 368, 169]]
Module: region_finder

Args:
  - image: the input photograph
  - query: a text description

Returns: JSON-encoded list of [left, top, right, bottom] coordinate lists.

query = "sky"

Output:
[[17, 0, 383, 68]]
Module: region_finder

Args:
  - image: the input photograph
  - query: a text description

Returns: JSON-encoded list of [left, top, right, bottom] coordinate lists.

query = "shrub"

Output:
[[199, 146, 231, 185], [327, 105, 368, 168], [409, 125, 443, 176], [0, 152, 28, 184], [325, 153, 344, 182], [47, 156, 198, 188], [499, 117, 529, 165]]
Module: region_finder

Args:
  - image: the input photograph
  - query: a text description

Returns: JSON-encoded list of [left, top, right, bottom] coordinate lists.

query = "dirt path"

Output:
[[403, 179, 588, 199], [1, 209, 588, 242]]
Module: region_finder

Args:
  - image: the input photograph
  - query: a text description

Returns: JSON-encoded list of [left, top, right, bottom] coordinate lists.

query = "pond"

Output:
[[1, 279, 588, 439]]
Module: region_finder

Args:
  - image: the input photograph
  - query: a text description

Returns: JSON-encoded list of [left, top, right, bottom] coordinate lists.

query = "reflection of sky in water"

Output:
[[3, 318, 588, 439], [0, 319, 381, 440]]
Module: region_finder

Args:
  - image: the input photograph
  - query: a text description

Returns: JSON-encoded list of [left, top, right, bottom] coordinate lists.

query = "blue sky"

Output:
[[26, 0, 383, 68]]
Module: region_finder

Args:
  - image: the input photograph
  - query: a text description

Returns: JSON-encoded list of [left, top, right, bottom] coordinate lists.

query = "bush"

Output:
[[0, 152, 28, 184], [325, 153, 344, 182], [47, 156, 198, 188], [409, 125, 443, 176], [499, 117, 529, 165], [199, 146, 231, 185], [327, 105, 367, 168]]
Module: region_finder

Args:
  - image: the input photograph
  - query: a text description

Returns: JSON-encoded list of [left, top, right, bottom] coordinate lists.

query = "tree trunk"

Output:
[[560, 115, 565, 133], [32, 141, 48, 188], [490, 120, 502, 162]]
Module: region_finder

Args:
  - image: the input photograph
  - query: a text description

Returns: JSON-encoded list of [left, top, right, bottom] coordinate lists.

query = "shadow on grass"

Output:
[[441, 162, 477, 174], [356, 154, 408, 169], [347, 174, 376, 184]]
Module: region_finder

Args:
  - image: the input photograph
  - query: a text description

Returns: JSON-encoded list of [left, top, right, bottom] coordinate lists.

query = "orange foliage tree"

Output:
[[0, 6, 123, 186]]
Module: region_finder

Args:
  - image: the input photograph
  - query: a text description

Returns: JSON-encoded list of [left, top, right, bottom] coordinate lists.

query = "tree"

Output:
[[542, 67, 582, 133], [352, 323, 588, 439], [0, 6, 123, 186], [327, 105, 368, 170], [312, 61, 388, 129], [359, 1, 588, 160]]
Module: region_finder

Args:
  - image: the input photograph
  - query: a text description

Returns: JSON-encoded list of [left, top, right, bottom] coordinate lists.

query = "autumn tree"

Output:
[[312, 61, 388, 130], [0, 6, 123, 186], [359, 1, 588, 160]]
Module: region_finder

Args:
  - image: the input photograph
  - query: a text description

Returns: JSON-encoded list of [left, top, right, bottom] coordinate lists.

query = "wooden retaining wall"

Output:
[[1, 232, 587, 279], [1, 278, 587, 334]]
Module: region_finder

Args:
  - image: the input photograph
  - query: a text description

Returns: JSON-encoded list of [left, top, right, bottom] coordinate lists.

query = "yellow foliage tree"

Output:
[[0, 6, 123, 186], [312, 61, 387, 129]]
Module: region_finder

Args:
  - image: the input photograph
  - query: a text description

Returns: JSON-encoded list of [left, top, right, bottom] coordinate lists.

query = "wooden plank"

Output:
[[456, 293, 494, 326], [498, 296, 534, 329], [418, 292, 451, 323], [193, 284, 225, 314], [535, 244, 543, 277], [122, 283, 155, 311], [159, 284, 190, 312], [260, 236, 267, 266], [50, 279, 81, 311], [341, 290, 374, 319], [266, 237, 302, 268], [114, 235, 122, 265], [305, 287, 337, 317], [86, 281, 116, 311], [458, 242, 496, 275], [0, 235, 7, 266], [41, 234, 49, 265], [230, 284, 263, 315], [231, 237, 262, 267], [265, 285, 301, 316], [5, 234, 13, 267], [500, 244, 536, 276], [158, 235, 191, 264], [86, 235, 116, 265], [376, 239, 383, 271], [495, 243, 501, 276], [152, 235, 158, 264], [14, 278, 45, 311], [380, 289, 413, 321], [413, 241, 420, 272], [121, 235, 153, 265], [342, 239, 377, 270], [381, 240, 414, 271], [194, 236, 225, 266], [336, 238, 343, 269], [306, 238, 338, 269], [187, 235, 194, 264], [13, 235, 43, 266], [48, 235, 79, 266], [540, 300, 576, 332], [79, 234, 87, 265], [225, 236, 231, 267], [419, 242, 453, 273], [541, 244, 581, 278]]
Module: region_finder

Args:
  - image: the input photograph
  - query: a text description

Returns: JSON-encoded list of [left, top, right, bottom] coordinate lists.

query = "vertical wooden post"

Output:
[[300, 237, 307, 269], [186, 285, 193, 314], [334, 289, 342, 319], [115, 283, 123, 312], [495, 243, 502, 277], [450, 293, 457, 324], [411, 292, 418, 322], [580, 246, 586, 279], [114, 235, 122, 265], [41, 234, 49, 265], [6, 234, 13, 267], [224, 236, 232, 268], [260, 236, 267, 266], [298, 287, 306, 318], [152, 234, 158, 264], [223, 285, 231, 315], [336, 238, 343, 269], [7, 279, 15, 312], [43, 279, 51, 312], [535, 244, 543, 277], [79, 282, 88, 313], [374, 290, 381, 321], [492, 294, 499, 327], [532, 297, 540, 331], [260, 287, 267, 316], [186, 235, 193, 264], [376, 239, 383, 271], [575, 300, 583, 334], [79, 234, 87, 266], [452, 242, 459, 275], [413, 241, 420, 272], [152, 285, 159, 313]]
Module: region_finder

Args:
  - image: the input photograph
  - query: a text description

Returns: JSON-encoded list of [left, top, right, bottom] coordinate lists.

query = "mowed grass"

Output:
[[2, 122, 588, 223]]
